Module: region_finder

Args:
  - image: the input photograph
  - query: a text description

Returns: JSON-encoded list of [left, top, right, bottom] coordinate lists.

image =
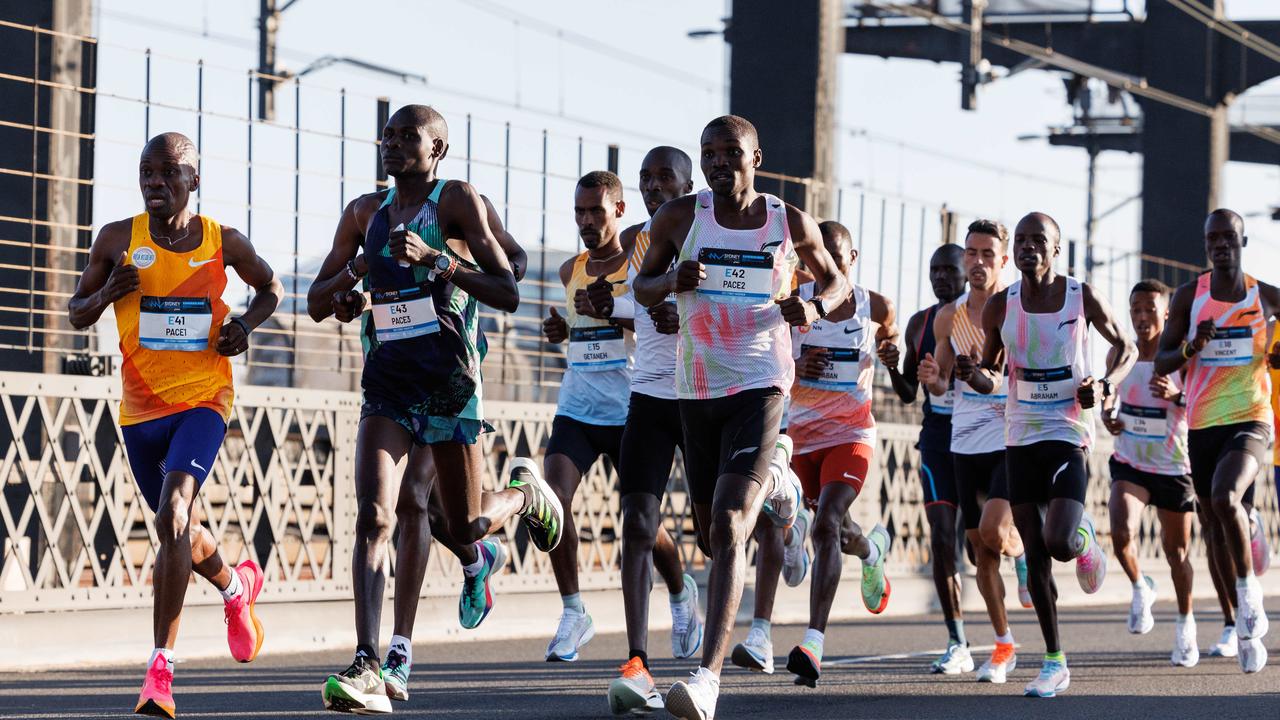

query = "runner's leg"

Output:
[[351, 416, 412, 654], [1158, 508, 1195, 617], [1109, 481, 1150, 585]]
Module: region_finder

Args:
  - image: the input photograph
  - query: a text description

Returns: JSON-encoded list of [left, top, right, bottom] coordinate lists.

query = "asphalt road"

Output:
[[2, 602, 1275, 720]]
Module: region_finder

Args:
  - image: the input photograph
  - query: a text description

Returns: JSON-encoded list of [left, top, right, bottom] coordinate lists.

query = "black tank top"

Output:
[[917, 302, 952, 451]]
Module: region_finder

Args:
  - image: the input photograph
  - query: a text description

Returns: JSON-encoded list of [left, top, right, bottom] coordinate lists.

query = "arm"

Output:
[[922, 305, 957, 397], [1077, 282, 1137, 409], [306, 196, 372, 323], [777, 208, 848, 327], [216, 226, 283, 356], [879, 309, 921, 403], [481, 195, 527, 282], [68, 222, 136, 329], [869, 289, 900, 358], [634, 197, 697, 306], [542, 258, 574, 344], [1154, 283, 1203, 376], [407, 181, 517, 312], [970, 290, 1008, 395]]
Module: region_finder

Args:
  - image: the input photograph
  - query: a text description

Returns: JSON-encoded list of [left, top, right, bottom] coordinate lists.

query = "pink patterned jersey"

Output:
[[1113, 360, 1190, 475]]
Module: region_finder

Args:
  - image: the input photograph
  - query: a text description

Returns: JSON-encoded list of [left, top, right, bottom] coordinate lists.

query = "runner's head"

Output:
[[1128, 278, 1171, 343], [930, 243, 966, 303], [818, 220, 855, 273], [1012, 212, 1060, 277], [700, 115, 760, 197], [1204, 208, 1246, 271], [575, 170, 625, 250], [139, 132, 198, 219], [962, 218, 1008, 293], [640, 146, 694, 216], [380, 104, 448, 179]]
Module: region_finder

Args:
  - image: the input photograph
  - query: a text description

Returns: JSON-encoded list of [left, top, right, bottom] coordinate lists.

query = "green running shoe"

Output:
[[381, 648, 410, 702], [508, 457, 563, 552], [861, 524, 892, 614], [322, 656, 391, 714], [459, 538, 508, 629]]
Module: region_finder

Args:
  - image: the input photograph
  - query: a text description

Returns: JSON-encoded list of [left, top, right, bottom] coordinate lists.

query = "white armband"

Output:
[[609, 296, 636, 320]]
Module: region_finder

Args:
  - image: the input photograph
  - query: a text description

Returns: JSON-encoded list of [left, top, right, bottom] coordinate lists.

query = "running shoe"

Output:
[[930, 642, 974, 675], [762, 446, 802, 529], [224, 559, 265, 663], [860, 524, 892, 614], [134, 655, 175, 718], [1235, 580, 1269, 640], [509, 457, 564, 552], [670, 574, 704, 659], [666, 668, 719, 720], [1208, 625, 1239, 658], [786, 640, 822, 688], [1250, 508, 1270, 577], [1171, 617, 1199, 668], [1238, 637, 1268, 674], [782, 508, 812, 587], [381, 649, 411, 702], [546, 607, 595, 662], [1074, 513, 1107, 594], [1024, 657, 1070, 698], [730, 626, 775, 674], [1127, 575, 1157, 635], [322, 656, 392, 714], [608, 657, 663, 716], [459, 538, 508, 629], [1015, 555, 1033, 609], [976, 642, 1016, 684]]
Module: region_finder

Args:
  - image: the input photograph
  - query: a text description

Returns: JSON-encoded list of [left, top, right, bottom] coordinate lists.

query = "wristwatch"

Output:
[[432, 254, 452, 274], [811, 297, 829, 319], [1099, 378, 1113, 399]]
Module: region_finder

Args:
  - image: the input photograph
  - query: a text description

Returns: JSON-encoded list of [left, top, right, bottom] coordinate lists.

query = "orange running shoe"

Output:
[[224, 559, 265, 663], [134, 655, 175, 718], [977, 641, 1017, 684], [608, 656, 663, 715]]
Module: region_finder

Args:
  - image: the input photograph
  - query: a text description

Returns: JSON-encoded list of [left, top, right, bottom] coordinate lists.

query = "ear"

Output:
[[753, 147, 763, 169], [1242, 234, 1249, 248], [615, 198, 626, 218], [189, 171, 201, 194], [849, 248, 859, 266], [435, 139, 449, 161]]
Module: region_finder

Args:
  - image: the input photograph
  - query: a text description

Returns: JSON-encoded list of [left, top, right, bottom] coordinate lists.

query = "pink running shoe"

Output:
[[1250, 508, 1270, 577], [134, 655, 175, 718], [224, 559, 265, 663], [1075, 513, 1107, 594]]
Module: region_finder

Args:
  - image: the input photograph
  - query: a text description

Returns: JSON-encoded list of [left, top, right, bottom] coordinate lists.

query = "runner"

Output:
[[306, 104, 563, 713], [600, 148, 709, 715], [971, 211, 1135, 697], [68, 132, 283, 718], [783, 219, 897, 688], [634, 114, 844, 720], [919, 220, 1031, 683], [1154, 207, 1276, 674], [1099, 279, 1198, 666], [1201, 481, 1258, 658], [538, 169, 698, 670]]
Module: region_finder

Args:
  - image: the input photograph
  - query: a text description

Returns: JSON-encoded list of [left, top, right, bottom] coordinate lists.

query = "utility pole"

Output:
[[258, 0, 305, 120]]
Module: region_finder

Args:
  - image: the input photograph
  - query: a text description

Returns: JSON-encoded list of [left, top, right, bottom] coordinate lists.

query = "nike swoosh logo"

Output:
[[1051, 462, 1068, 485], [188, 258, 217, 268], [190, 459, 207, 472], [842, 472, 863, 482], [1239, 309, 1259, 318], [1058, 318, 1078, 330], [729, 446, 758, 460], [844, 326, 859, 335]]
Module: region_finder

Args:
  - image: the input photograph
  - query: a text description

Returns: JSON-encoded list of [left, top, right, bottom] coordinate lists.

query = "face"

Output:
[[820, 231, 853, 273], [138, 144, 198, 219], [699, 128, 759, 196], [639, 152, 692, 216], [380, 114, 443, 178], [1204, 213, 1246, 270], [962, 232, 1006, 291], [1129, 290, 1167, 342], [1012, 216, 1058, 275], [929, 249, 966, 302], [574, 185, 624, 249]]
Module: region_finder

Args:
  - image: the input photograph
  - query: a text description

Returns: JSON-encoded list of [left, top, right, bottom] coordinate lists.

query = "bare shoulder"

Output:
[[558, 255, 578, 286]]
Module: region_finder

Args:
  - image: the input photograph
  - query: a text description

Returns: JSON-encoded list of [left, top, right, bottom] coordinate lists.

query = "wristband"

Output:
[[439, 255, 459, 282], [230, 316, 252, 337], [609, 296, 636, 320], [346, 258, 363, 282], [1181, 341, 1196, 359]]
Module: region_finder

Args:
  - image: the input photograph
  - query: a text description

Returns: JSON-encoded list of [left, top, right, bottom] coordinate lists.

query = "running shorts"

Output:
[[361, 398, 490, 447], [1109, 457, 1194, 513], [954, 450, 1009, 530], [1187, 421, 1270, 499], [791, 441, 874, 501], [121, 407, 227, 511], [1005, 441, 1088, 507], [678, 387, 784, 505], [919, 443, 960, 508], [618, 392, 684, 498], [546, 414, 623, 475]]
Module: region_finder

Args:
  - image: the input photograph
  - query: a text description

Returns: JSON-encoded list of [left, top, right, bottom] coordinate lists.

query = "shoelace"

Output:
[[991, 644, 1015, 664], [223, 595, 244, 626], [620, 659, 649, 681], [340, 659, 371, 681], [553, 611, 582, 645], [1129, 589, 1148, 618], [1037, 660, 1064, 680], [744, 628, 768, 649], [671, 595, 691, 631], [384, 651, 408, 675], [151, 662, 173, 695]]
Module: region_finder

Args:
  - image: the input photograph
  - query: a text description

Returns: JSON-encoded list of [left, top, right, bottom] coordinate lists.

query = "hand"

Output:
[[1102, 410, 1125, 436], [954, 344, 980, 382], [796, 346, 830, 381], [876, 338, 900, 370], [648, 301, 679, 334], [544, 306, 569, 343], [586, 276, 616, 318], [352, 254, 369, 277], [388, 226, 437, 266], [1269, 340, 1280, 370], [1077, 375, 1098, 409], [776, 295, 818, 327], [573, 288, 604, 319], [917, 352, 939, 385], [511, 260, 524, 282], [1190, 319, 1215, 354], [332, 290, 366, 323], [100, 251, 140, 303], [216, 319, 249, 357], [1148, 373, 1179, 401], [673, 260, 706, 293]]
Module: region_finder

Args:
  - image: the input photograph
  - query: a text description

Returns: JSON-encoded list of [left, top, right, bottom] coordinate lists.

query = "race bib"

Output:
[[1201, 326, 1253, 367], [1016, 366, 1075, 405], [928, 388, 955, 415], [569, 325, 626, 372], [372, 284, 439, 342], [697, 247, 773, 304], [138, 296, 212, 351], [1118, 403, 1168, 439], [799, 345, 861, 390]]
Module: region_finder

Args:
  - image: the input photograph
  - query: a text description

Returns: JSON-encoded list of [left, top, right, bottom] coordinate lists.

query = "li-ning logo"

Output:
[[760, 239, 783, 251], [131, 246, 156, 269], [1058, 317, 1078, 330]]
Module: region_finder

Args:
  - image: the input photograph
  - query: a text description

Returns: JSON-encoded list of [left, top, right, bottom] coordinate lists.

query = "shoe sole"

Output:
[[547, 623, 596, 662], [786, 647, 820, 688], [323, 677, 392, 715], [664, 683, 706, 720], [461, 540, 509, 630], [237, 560, 266, 663], [672, 580, 704, 659], [384, 682, 409, 702], [1024, 676, 1070, 698], [731, 644, 774, 674], [511, 459, 565, 553], [977, 656, 1014, 683], [608, 679, 662, 716], [1239, 640, 1268, 673], [134, 699, 175, 719]]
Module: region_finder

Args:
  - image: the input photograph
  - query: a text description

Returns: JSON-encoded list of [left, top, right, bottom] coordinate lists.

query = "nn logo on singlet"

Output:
[[131, 246, 156, 269]]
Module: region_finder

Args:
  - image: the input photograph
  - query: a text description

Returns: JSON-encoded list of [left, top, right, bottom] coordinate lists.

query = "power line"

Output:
[[1166, 0, 1280, 66]]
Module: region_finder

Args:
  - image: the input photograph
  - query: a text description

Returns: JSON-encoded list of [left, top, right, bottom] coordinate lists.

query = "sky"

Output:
[[87, 0, 1280, 330]]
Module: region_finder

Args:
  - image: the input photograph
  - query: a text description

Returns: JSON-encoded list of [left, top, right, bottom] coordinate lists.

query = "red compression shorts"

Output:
[[790, 441, 874, 502]]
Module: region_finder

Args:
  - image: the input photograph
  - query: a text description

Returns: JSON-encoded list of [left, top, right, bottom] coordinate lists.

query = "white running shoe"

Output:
[[1236, 580, 1270, 640], [730, 626, 775, 674], [1171, 617, 1199, 668], [666, 668, 719, 720], [782, 508, 812, 587], [761, 438, 800, 528], [975, 643, 1016, 684], [546, 607, 595, 662], [1127, 576, 1157, 635], [1075, 513, 1106, 594], [670, 574, 704, 659], [1250, 508, 1270, 577], [929, 643, 974, 675], [1238, 637, 1268, 674], [1024, 657, 1070, 698], [1208, 625, 1239, 658]]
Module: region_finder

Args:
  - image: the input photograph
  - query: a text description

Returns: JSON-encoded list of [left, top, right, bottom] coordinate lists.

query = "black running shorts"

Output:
[[1186, 421, 1271, 500], [618, 392, 685, 499], [546, 415, 623, 475], [1109, 457, 1194, 513], [919, 443, 960, 508], [954, 450, 1009, 530], [1005, 441, 1088, 507], [678, 386, 785, 505]]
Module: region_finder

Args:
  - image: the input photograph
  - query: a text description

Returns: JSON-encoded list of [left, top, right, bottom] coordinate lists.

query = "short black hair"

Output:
[[391, 104, 448, 144], [818, 220, 851, 245], [1019, 212, 1061, 244], [1130, 278, 1171, 298], [966, 218, 1008, 249], [1207, 208, 1244, 233], [702, 115, 759, 149], [577, 170, 624, 203], [643, 146, 693, 183], [934, 243, 965, 264]]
